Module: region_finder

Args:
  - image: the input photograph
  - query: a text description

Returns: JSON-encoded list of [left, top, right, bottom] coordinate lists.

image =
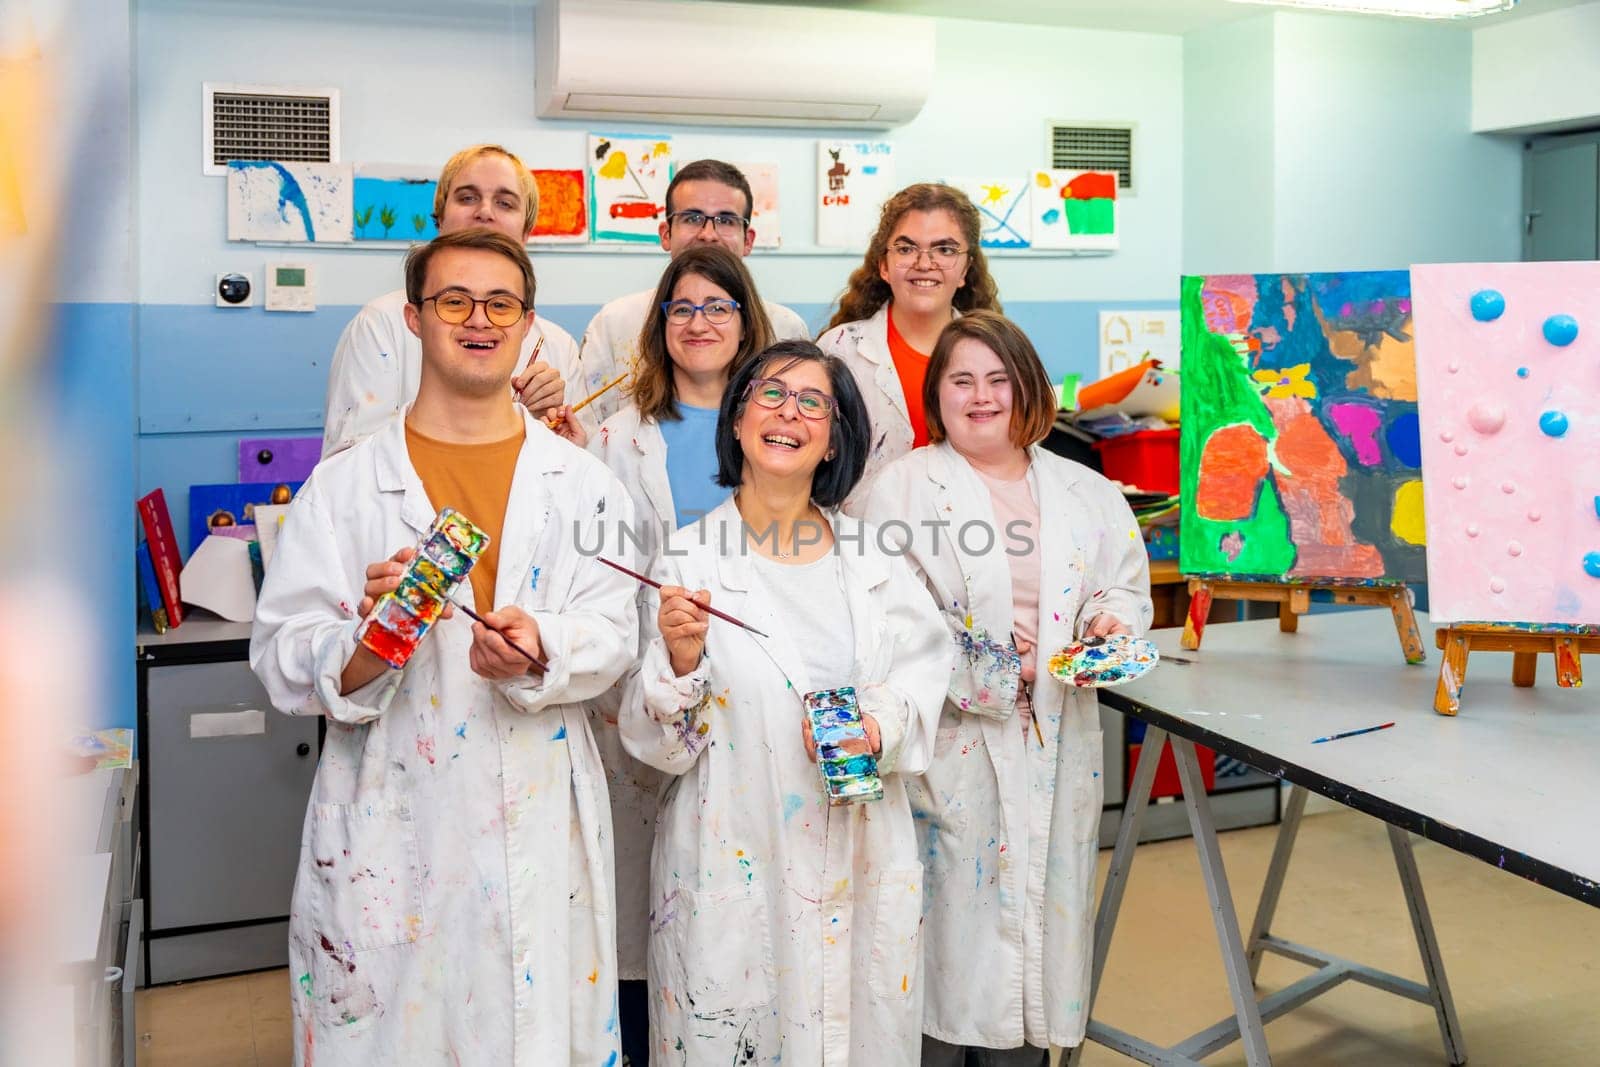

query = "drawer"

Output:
[[145, 661, 317, 930]]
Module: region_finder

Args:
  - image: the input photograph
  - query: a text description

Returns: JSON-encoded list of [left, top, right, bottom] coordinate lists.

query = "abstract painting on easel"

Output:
[[587, 133, 672, 243], [1180, 272, 1426, 584], [1412, 261, 1599, 626]]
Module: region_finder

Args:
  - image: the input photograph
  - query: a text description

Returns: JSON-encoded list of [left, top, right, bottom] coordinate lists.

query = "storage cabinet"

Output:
[[137, 620, 319, 984]]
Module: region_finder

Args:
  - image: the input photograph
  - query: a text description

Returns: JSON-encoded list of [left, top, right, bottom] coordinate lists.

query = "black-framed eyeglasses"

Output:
[[744, 377, 836, 421], [422, 290, 527, 328], [886, 239, 967, 268], [662, 298, 742, 326], [668, 210, 749, 235]]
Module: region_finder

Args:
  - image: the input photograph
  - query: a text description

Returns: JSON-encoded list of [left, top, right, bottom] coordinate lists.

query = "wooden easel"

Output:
[[1181, 577, 1427, 665], [1433, 624, 1599, 716]]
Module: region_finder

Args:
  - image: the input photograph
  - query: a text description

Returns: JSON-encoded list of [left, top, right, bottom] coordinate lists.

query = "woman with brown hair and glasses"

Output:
[[582, 241, 773, 1066], [852, 311, 1152, 1065], [619, 340, 950, 1066], [818, 182, 1004, 499]]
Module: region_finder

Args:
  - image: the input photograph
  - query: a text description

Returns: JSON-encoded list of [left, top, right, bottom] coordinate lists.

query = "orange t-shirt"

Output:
[[405, 422, 524, 613], [886, 308, 931, 449]]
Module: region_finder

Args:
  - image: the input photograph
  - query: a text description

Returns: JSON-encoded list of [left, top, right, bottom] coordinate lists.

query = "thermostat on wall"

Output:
[[266, 263, 315, 312]]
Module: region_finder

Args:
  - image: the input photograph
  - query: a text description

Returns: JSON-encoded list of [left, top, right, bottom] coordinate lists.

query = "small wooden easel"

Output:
[[1433, 624, 1598, 716], [1181, 577, 1427, 665]]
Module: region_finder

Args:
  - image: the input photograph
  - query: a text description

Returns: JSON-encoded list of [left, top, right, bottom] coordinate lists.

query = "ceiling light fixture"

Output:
[[1225, 0, 1516, 18]]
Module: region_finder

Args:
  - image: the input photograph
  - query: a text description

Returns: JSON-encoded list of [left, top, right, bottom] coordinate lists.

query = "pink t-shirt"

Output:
[[975, 465, 1041, 688]]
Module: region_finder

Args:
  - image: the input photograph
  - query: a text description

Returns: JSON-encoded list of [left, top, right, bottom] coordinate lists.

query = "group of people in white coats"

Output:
[[250, 141, 1153, 1067]]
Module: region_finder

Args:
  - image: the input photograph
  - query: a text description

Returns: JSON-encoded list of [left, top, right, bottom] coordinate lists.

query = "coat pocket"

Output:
[[305, 799, 425, 953], [868, 865, 924, 999], [656, 882, 775, 1014]]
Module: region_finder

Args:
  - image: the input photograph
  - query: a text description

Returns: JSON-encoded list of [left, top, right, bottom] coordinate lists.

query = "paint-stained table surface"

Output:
[[1104, 610, 1600, 905]]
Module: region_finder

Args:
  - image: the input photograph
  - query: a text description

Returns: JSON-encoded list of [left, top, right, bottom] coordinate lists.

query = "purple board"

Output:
[[239, 437, 321, 483]]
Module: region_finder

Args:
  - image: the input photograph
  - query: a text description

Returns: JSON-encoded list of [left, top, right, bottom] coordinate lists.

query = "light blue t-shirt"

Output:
[[659, 402, 728, 530]]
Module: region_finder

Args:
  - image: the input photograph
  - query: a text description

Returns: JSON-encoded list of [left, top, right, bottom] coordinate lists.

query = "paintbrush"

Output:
[[452, 598, 549, 673], [597, 556, 771, 639], [1311, 721, 1395, 745], [1012, 630, 1044, 747], [546, 371, 630, 430], [513, 336, 552, 414]]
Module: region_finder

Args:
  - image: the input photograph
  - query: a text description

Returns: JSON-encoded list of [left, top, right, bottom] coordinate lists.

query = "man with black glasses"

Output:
[[573, 159, 809, 432]]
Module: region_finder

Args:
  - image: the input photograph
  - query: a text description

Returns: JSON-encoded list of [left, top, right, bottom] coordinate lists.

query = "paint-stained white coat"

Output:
[[853, 442, 1153, 1050], [576, 287, 810, 430], [585, 403, 677, 981], [251, 409, 639, 1066], [619, 499, 951, 1066], [320, 289, 582, 457]]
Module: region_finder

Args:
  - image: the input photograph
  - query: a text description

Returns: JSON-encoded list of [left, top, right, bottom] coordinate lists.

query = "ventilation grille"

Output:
[[204, 84, 339, 176], [1050, 124, 1134, 193]]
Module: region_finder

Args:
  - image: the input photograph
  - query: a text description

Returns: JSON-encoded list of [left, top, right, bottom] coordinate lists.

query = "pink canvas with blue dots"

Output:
[[1412, 261, 1598, 626]]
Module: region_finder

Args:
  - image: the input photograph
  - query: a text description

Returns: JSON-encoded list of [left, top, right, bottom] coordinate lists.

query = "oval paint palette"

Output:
[[1047, 634, 1160, 689]]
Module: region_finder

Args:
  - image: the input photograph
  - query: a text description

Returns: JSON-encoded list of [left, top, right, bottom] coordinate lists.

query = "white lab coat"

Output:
[[584, 403, 677, 981], [818, 304, 945, 506], [620, 499, 952, 1066], [576, 287, 811, 430], [250, 408, 640, 1066], [321, 288, 583, 457], [853, 442, 1153, 1050]]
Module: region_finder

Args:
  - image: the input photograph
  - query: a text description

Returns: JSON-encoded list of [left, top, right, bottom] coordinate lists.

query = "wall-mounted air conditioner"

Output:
[[535, 0, 934, 129]]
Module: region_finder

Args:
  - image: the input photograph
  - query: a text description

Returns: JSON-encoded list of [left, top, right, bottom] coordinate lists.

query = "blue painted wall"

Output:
[[137, 297, 1177, 551]]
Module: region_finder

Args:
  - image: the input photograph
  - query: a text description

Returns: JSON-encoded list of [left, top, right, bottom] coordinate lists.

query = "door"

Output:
[[1524, 136, 1599, 261]]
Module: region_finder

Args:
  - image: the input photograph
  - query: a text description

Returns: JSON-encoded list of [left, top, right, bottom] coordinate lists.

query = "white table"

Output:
[[1070, 610, 1598, 1067]]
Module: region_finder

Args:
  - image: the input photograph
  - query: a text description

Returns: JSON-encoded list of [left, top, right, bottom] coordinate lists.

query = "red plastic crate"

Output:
[[1093, 428, 1179, 495], [1128, 740, 1217, 799]]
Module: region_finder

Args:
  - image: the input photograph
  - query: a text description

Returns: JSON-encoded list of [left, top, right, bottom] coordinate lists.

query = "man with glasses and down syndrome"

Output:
[[252, 227, 639, 1065]]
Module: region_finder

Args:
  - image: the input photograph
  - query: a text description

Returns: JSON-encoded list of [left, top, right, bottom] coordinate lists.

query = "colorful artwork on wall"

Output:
[[734, 161, 782, 249], [815, 141, 895, 250], [1412, 261, 1599, 626], [1030, 170, 1118, 251], [953, 178, 1032, 249], [587, 134, 672, 243], [351, 164, 437, 243], [227, 161, 352, 243], [1179, 271, 1426, 584], [530, 168, 587, 243]]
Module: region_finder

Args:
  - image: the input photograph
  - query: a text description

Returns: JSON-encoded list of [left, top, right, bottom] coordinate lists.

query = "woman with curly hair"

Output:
[[818, 182, 1003, 497]]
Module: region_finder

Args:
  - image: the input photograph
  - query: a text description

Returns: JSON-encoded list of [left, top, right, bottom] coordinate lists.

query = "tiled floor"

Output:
[[135, 806, 1600, 1066]]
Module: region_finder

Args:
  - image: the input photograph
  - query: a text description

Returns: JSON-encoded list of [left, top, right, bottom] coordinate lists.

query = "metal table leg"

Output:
[[1388, 826, 1469, 1065], [1064, 721, 1168, 1067], [1172, 736, 1273, 1066], [1245, 785, 1309, 982]]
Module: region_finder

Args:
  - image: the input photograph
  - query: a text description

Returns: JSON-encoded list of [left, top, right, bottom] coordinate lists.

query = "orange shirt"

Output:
[[405, 422, 524, 613], [886, 308, 931, 449]]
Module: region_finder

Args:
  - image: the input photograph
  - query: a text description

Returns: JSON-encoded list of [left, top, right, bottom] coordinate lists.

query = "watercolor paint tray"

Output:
[[357, 507, 489, 669], [1047, 634, 1160, 689], [804, 685, 883, 806]]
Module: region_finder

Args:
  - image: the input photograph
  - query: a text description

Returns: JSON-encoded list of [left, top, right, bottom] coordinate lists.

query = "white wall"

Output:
[[1474, 1, 1600, 134], [1182, 14, 1276, 274], [134, 0, 1185, 311], [1182, 10, 1523, 275], [1272, 11, 1522, 270]]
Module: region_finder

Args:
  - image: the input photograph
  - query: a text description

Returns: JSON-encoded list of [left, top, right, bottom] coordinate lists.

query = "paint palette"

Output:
[[356, 508, 489, 669], [1047, 634, 1160, 689], [803, 686, 883, 806]]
